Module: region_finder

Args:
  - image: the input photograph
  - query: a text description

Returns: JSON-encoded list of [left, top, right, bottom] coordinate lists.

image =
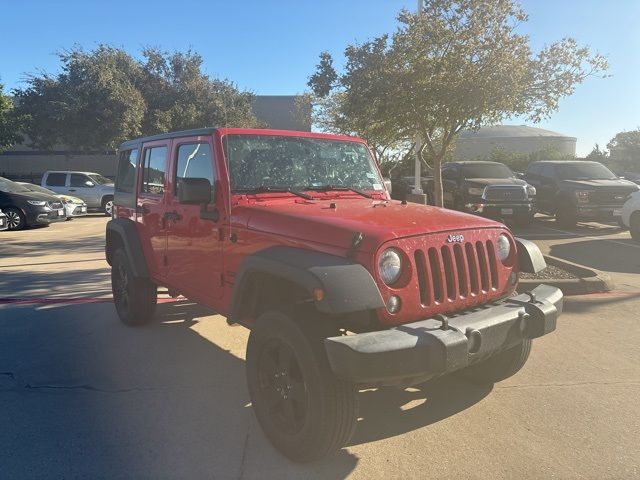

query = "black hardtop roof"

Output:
[[529, 160, 600, 165], [449, 161, 508, 166], [119, 128, 217, 150]]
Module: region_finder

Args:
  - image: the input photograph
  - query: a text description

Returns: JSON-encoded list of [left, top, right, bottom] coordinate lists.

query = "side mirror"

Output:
[[515, 172, 525, 180], [383, 177, 392, 195], [178, 177, 212, 205], [178, 177, 219, 222], [85, 181, 95, 187]]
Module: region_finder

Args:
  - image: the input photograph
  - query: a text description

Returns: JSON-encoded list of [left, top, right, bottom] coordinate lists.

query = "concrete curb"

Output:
[[518, 255, 613, 296]]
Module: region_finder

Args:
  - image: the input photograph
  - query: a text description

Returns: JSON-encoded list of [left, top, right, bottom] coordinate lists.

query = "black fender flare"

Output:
[[105, 217, 149, 278], [229, 246, 385, 322], [515, 237, 546, 274]]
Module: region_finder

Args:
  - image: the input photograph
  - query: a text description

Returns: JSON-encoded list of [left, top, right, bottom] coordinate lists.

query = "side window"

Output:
[[115, 149, 139, 194], [541, 165, 555, 178], [175, 143, 215, 198], [46, 173, 67, 187], [142, 146, 168, 195], [442, 167, 458, 180], [70, 173, 93, 188]]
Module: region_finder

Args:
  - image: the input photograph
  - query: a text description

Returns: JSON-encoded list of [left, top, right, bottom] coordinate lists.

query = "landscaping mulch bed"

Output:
[[519, 264, 578, 280]]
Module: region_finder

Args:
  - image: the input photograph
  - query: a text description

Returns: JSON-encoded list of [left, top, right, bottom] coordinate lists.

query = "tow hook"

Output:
[[506, 291, 558, 338]]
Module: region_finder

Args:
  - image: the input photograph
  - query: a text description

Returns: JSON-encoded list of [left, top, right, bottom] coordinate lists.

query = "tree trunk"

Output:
[[432, 155, 444, 207]]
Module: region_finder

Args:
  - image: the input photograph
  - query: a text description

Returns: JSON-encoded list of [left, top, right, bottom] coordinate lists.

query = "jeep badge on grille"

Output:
[[447, 234, 465, 243]]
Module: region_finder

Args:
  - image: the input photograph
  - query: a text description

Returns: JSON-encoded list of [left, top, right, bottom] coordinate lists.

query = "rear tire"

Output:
[[246, 310, 358, 462], [630, 213, 640, 243], [457, 339, 532, 384], [102, 196, 114, 217], [5, 207, 26, 230], [111, 249, 157, 326]]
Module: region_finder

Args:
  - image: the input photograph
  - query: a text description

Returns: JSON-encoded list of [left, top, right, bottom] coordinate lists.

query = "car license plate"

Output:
[[57, 209, 64, 216], [501, 208, 514, 215], [613, 209, 622, 216]]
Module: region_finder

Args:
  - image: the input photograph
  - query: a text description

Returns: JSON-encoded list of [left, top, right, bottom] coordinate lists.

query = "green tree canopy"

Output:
[[14, 46, 259, 151], [309, 0, 608, 206], [0, 83, 24, 151], [607, 129, 640, 171]]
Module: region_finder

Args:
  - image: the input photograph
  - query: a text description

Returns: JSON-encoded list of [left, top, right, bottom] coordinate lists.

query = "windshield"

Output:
[[462, 163, 514, 179], [88, 174, 113, 185], [557, 163, 617, 180], [223, 135, 384, 193], [0, 177, 31, 194]]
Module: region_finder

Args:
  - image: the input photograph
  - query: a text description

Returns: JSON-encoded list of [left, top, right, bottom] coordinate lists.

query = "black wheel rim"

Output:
[[257, 339, 308, 435], [113, 262, 130, 312], [6, 211, 21, 229]]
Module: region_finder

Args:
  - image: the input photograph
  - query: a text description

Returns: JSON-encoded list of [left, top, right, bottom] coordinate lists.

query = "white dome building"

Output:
[[454, 125, 576, 160]]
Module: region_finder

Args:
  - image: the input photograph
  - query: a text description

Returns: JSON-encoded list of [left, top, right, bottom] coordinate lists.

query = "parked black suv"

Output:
[[424, 161, 536, 226], [0, 176, 66, 230], [524, 161, 639, 227]]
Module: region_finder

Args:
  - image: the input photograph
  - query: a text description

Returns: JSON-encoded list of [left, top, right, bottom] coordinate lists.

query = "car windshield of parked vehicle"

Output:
[[0, 177, 32, 194], [223, 135, 384, 193], [88, 173, 113, 185], [557, 162, 617, 180], [462, 163, 514, 179]]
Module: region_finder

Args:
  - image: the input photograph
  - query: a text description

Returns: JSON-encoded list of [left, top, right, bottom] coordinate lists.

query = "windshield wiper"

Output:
[[232, 186, 314, 200], [304, 185, 374, 199]]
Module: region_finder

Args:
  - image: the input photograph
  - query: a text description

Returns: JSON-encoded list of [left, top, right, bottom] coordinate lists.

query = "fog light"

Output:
[[386, 295, 401, 314]]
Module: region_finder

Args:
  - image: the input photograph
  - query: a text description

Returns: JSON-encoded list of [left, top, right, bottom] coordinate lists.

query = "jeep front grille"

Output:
[[414, 240, 499, 306], [482, 185, 527, 202]]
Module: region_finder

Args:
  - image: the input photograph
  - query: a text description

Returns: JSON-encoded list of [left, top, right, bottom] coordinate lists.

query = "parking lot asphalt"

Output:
[[1, 215, 639, 479]]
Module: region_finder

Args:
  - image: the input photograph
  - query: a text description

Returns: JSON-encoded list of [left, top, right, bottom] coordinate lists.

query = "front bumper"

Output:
[[575, 204, 624, 219], [0, 214, 7, 231], [65, 204, 88, 217], [31, 208, 66, 224], [325, 284, 562, 386], [464, 201, 534, 218]]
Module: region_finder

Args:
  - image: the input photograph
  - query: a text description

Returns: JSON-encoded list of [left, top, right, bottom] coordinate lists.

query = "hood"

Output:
[[465, 178, 526, 187], [561, 178, 639, 191], [235, 198, 503, 253], [7, 191, 61, 203]]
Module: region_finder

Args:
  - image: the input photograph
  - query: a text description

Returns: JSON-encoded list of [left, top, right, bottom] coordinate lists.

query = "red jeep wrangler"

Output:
[[106, 128, 562, 462]]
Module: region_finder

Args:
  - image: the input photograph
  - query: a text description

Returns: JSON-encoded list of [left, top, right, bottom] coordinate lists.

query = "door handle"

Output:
[[163, 211, 183, 222], [68, 189, 76, 192]]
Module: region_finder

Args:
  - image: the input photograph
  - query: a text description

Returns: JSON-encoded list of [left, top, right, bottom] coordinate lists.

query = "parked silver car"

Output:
[[17, 182, 88, 219], [0, 208, 7, 231], [41, 171, 114, 216]]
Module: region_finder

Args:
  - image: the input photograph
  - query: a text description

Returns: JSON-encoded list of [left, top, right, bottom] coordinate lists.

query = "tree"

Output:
[[309, 0, 608, 206], [585, 143, 608, 161], [0, 83, 24, 151], [14, 46, 259, 151], [606, 129, 640, 172]]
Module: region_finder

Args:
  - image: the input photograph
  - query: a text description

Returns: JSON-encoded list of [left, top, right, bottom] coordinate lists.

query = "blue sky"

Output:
[[1, 0, 638, 155]]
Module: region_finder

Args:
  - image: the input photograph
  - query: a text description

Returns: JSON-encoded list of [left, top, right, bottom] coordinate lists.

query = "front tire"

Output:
[[556, 205, 577, 228], [5, 207, 26, 230], [111, 249, 157, 326], [246, 310, 358, 462], [457, 339, 532, 384]]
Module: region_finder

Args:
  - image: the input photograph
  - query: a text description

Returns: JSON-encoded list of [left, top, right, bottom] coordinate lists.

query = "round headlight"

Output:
[[496, 234, 511, 263], [378, 248, 402, 285]]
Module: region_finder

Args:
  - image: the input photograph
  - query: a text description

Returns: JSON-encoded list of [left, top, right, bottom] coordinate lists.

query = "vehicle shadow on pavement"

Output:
[[350, 377, 492, 447], [0, 300, 359, 479], [549, 240, 640, 274], [0, 266, 111, 298]]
